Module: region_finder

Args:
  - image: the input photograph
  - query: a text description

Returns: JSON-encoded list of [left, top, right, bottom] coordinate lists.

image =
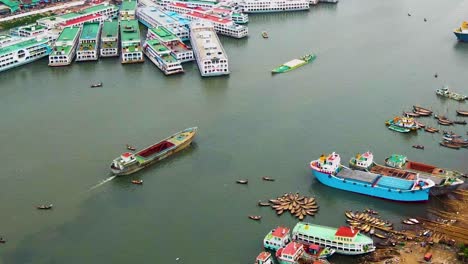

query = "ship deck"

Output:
[[120, 20, 141, 44], [293, 222, 373, 244], [370, 164, 444, 185], [102, 21, 119, 39], [0, 38, 45, 56], [150, 26, 179, 42], [336, 167, 378, 183], [146, 39, 170, 54]]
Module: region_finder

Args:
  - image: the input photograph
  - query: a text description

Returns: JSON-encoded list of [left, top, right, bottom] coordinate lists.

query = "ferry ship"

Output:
[[137, 7, 190, 41], [255, 252, 273, 264], [454, 21, 468, 42], [49, 27, 81, 66], [263, 226, 291, 251], [0, 35, 51, 73], [310, 152, 435, 202], [436, 86, 467, 101], [147, 26, 194, 62], [190, 21, 229, 77], [211, 5, 249, 24], [120, 20, 144, 64], [238, 0, 309, 13], [292, 222, 375, 255], [76, 22, 101, 61], [120, 0, 138, 20], [10, 23, 48, 38], [272, 54, 316, 73], [110, 127, 198, 176], [100, 21, 120, 57], [349, 152, 457, 197], [143, 38, 184, 75], [165, 3, 248, 38]]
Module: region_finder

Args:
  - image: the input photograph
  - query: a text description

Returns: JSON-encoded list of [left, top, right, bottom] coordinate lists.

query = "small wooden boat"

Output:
[[126, 144, 136, 151], [37, 204, 53, 210], [454, 120, 467, 125], [402, 219, 416, 225], [413, 105, 433, 114], [440, 141, 460, 149], [424, 127, 439, 133], [258, 201, 270, 207], [345, 211, 354, 219], [0, 238, 5, 244], [456, 109, 468, 116], [131, 179, 143, 185], [408, 218, 419, 224], [365, 225, 371, 233], [269, 199, 281, 204], [403, 111, 419, 117], [412, 145, 424, 150], [236, 180, 248, 184], [277, 210, 284, 215], [90, 82, 102, 88], [374, 233, 387, 239], [438, 119, 453, 126], [261, 31, 269, 38], [262, 176, 275, 181], [414, 120, 425, 128], [249, 215, 262, 220], [305, 210, 316, 216]]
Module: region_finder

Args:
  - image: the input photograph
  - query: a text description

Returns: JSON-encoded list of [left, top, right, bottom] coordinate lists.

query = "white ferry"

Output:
[[76, 22, 101, 61], [100, 21, 120, 57], [190, 21, 229, 77], [291, 222, 375, 255], [10, 23, 55, 44], [137, 7, 190, 41], [49, 26, 81, 66], [120, 0, 138, 20], [0, 35, 51, 73], [211, 5, 249, 24], [146, 26, 194, 62], [143, 38, 184, 75], [238, 0, 310, 13], [120, 20, 144, 64], [166, 3, 248, 38]]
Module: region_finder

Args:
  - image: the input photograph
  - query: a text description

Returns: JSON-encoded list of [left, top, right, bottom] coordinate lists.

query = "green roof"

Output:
[[387, 154, 406, 164], [149, 26, 177, 42], [82, 3, 117, 14], [20, 24, 46, 32], [0, 38, 46, 56], [102, 21, 119, 38], [161, 54, 177, 63], [80, 22, 100, 40], [0, 0, 20, 12], [120, 0, 137, 11], [59, 12, 81, 20], [57, 27, 81, 42], [147, 39, 169, 53], [292, 222, 373, 244], [120, 20, 140, 43]]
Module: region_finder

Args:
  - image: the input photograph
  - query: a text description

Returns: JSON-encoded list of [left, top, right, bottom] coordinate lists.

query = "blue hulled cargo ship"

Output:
[[309, 153, 435, 202], [454, 21, 468, 42]]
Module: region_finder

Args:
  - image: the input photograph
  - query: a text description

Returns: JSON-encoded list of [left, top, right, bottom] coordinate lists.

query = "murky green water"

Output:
[[0, 0, 467, 263]]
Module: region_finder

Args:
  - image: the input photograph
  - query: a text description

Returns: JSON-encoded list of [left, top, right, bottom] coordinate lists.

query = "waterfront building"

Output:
[[100, 21, 120, 57], [76, 22, 101, 61], [190, 21, 229, 77], [49, 26, 81, 66], [120, 19, 144, 63]]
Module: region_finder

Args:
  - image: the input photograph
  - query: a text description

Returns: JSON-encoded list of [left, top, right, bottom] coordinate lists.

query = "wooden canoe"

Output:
[[456, 109, 468, 116], [374, 233, 387, 239], [277, 210, 284, 215]]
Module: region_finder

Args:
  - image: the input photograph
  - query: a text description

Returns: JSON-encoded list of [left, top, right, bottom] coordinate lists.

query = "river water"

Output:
[[0, 0, 467, 263]]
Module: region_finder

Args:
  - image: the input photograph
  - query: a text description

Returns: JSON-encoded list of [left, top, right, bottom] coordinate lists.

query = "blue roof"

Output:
[[377, 176, 413, 190]]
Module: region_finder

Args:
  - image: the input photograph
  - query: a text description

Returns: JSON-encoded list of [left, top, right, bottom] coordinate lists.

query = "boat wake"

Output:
[[89, 176, 116, 190]]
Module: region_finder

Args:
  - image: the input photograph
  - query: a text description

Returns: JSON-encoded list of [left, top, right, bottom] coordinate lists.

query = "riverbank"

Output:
[[0, 13, 51, 30]]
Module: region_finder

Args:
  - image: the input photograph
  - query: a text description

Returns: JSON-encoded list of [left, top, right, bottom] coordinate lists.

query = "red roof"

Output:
[[256, 252, 271, 261], [122, 152, 133, 158], [271, 226, 290, 238], [308, 244, 320, 251], [187, 10, 231, 24], [282, 242, 303, 256], [335, 226, 358, 238], [62, 14, 102, 26], [171, 2, 205, 11]]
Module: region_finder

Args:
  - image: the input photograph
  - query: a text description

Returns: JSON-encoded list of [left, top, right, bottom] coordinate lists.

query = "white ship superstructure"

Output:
[[238, 0, 310, 13], [49, 26, 81, 66], [0, 35, 51, 73], [190, 21, 229, 77], [137, 7, 190, 41], [147, 26, 194, 62]]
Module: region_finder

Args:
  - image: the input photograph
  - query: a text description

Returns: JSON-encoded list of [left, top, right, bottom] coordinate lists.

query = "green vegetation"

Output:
[[459, 244, 468, 258], [0, 12, 52, 30]]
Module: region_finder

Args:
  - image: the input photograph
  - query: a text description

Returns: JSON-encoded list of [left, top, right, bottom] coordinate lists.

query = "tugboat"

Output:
[[453, 21, 468, 42], [385, 116, 419, 131], [110, 127, 197, 176], [37, 204, 53, 210], [436, 86, 467, 101]]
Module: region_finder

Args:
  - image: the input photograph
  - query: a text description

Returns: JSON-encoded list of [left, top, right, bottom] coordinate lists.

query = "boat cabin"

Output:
[[263, 226, 291, 251], [255, 252, 272, 264], [352, 152, 373, 169], [311, 152, 341, 174], [334, 226, 359, 243], [276, 242, 305, 264], [385, 154, 407, 169]]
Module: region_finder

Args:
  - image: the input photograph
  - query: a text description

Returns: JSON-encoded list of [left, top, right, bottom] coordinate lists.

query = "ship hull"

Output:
[[311, 169, 430, 202], [454, 32, 468, 42]]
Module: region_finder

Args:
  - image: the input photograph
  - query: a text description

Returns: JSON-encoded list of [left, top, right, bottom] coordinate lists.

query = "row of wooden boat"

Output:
[[345, 211, 393, 229], [236, 177, 275, 185], [269, 193, 319, 220]]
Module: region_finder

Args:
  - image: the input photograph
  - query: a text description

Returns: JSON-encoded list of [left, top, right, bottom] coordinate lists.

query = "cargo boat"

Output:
[[0, 35, 51, 73], [110, 127, 197, 176], [436, 86, 467, 101], [292, 222, 375, 255], [49, 26, 81, 66], [454, 21, 468, 42], [310, 152, 434, 202], [100, 21, 119, 57], [120, 20, 144, 64], [76, 22, 101, 61], [143, 38, 184, 75], [349, 152, 462, 196], [272, 54, 316, 73]]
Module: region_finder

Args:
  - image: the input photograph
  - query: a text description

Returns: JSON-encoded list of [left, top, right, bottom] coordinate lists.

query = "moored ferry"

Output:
[[453, 21, 468, 42], [147, 26, 194, 62], [143, 38, 184, 75], [76, 22, 101, 61], [100, 21, 120, 57], [49, 26, 81, 66], [292, 222, 375, 255], [272, 54, 316, 73], [110, 127, 198, 176], [120, 0, 138, 20], [190, 21, 229, 77], [310, 152, 435, 202], [263, 226, 291, 251], [238, 0, 309, 13], [0, 35, 52, 73], [137, 7, 191, 41], [120, 20, 144, 63], [255, 252, 273, 264], [349, 152, 460, 196]]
